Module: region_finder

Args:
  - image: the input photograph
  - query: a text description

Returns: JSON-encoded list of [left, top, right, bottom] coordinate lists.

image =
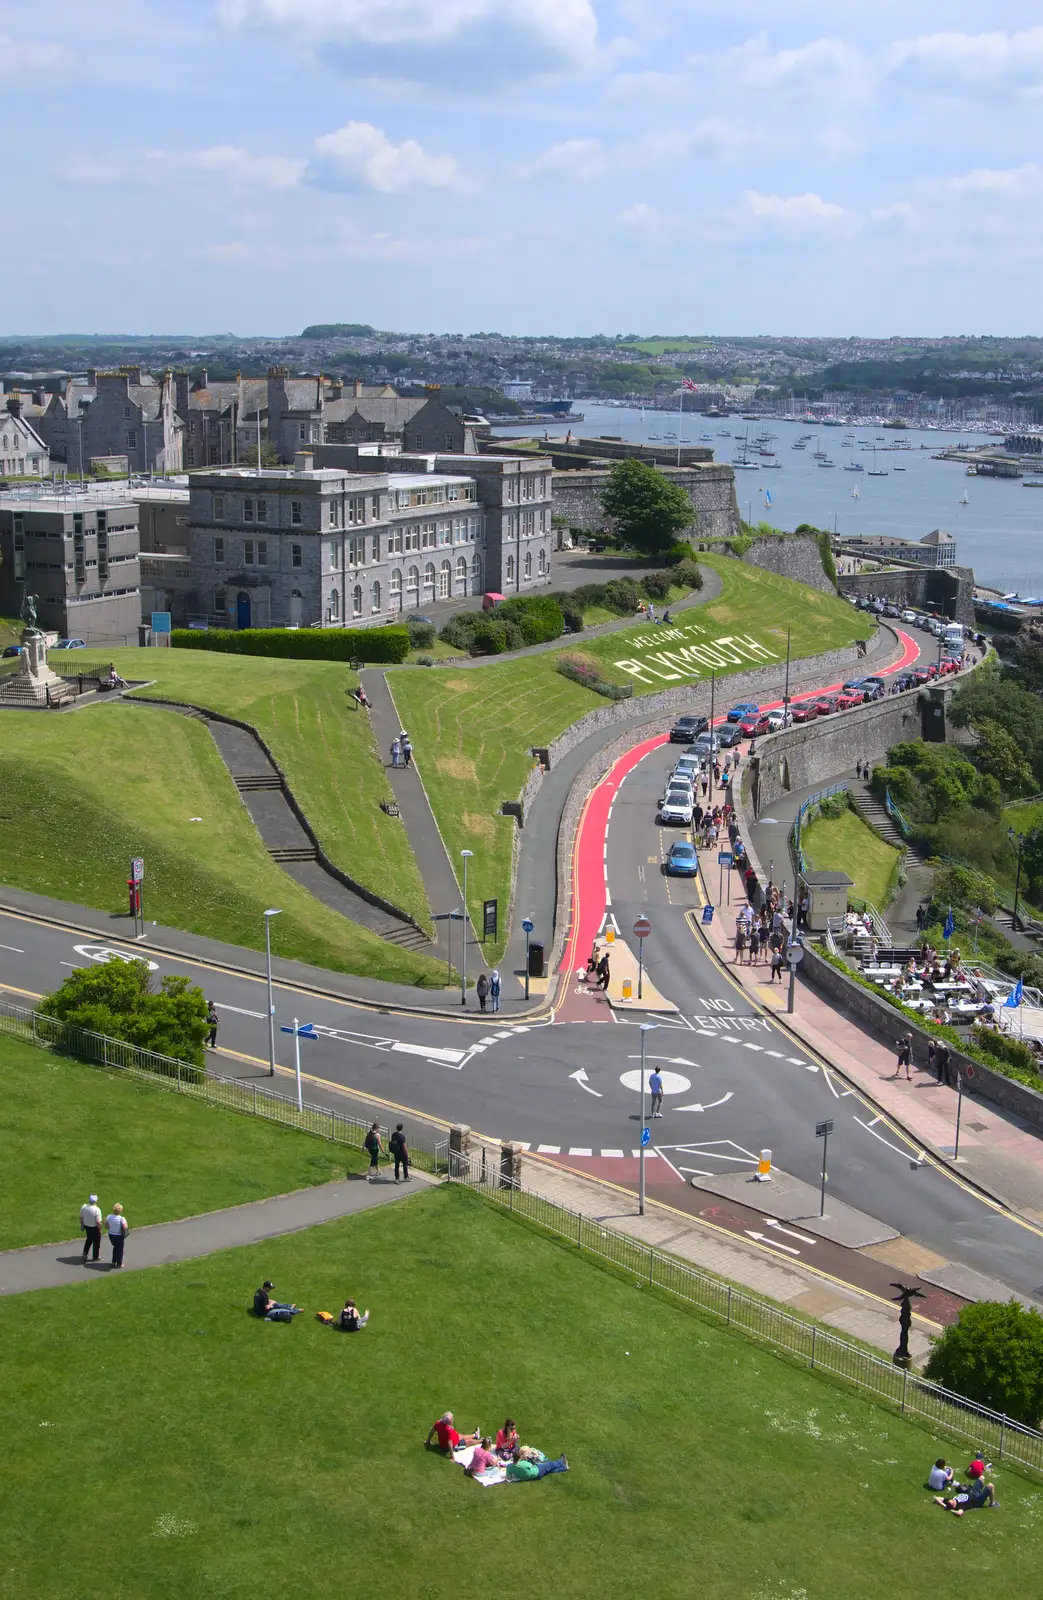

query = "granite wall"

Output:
[[552, 464, 741, 544]]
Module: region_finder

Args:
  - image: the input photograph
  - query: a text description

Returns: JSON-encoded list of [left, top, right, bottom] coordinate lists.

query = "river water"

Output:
[[492, 404, 1043, 593]]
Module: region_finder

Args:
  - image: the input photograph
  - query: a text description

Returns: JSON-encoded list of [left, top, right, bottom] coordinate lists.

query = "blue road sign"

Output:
[[640, 1127, 651, 1147], [717, 851, 733, 866], [701, 904, 715, 924], [280, 1022, 318, 1039], [522, 917, 534, 934]]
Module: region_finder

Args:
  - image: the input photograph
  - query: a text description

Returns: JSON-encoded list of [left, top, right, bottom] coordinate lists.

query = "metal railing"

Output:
[[448, 1152, 1043, 1479], [884, 788, 912, 838], [0, 998, 449, 1176], [791, 781, 849, 875]]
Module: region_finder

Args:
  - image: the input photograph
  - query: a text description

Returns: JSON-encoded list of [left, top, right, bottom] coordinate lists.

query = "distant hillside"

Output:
[[301, 323, 377, 339]]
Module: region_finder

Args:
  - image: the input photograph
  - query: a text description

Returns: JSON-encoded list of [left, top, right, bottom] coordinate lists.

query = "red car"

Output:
[[738, 713, 772, 737], [813, 695, 838, 716], [835, 690, 865, 710], [790, 701, 819, 723]]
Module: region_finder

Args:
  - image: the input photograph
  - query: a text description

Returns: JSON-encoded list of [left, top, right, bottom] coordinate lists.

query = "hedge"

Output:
[[170, 627, 410, 664]]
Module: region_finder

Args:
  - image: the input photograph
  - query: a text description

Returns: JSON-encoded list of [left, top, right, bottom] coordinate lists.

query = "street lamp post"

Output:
[[263, 908, 281, 1076], [783, 626, 791, 723], [1008, 828, 1025, 931], [460, 849, 473, 1006], [707, 669, 716, 803], [638, 1022, 658, 1216]]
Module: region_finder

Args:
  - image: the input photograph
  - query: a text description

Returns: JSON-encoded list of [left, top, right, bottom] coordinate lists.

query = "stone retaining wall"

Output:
[[737, 533, 835, 595], [552, 464, 740, 544]]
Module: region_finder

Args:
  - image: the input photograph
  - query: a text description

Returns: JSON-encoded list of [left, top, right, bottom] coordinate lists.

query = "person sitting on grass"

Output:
[[253, 1281, 302, 1321], [495, 1419, 519, 1459], [927, 1459, 954, 1492], [465, 1437, 500, 1477], [935, 1462, 997, 1515], [506, 1445, 569, 1481], [338, 1298, 370, 1332], [425, 1412, 481, 1454]]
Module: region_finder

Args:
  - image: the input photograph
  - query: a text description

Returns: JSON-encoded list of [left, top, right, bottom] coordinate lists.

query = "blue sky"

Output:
[[5, 1, 1043, 337]]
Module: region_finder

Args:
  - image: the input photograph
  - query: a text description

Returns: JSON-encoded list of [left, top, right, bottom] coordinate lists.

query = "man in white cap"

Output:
[[80, 1194, 102, 1264]]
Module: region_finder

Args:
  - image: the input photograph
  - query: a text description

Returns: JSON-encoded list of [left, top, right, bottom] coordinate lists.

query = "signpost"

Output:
[[128, 856, 145, 937], [633, 915, 652, 1000], [786, 938, 804, 1015], [280, 1019, 317, 1113], [150, 611, 171, 648], [483, 898, 498, 942], [816, 1118, 834, 1216], [717, 849, 732, 906], [701, 904, 714, 924], [638, 1022, 657, 1215], [954, 1074, 964, 1160], [522, 916, 534, 1001]]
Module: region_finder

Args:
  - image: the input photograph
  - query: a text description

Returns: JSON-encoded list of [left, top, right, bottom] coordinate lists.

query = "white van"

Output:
[[943, 623, 964, 652]]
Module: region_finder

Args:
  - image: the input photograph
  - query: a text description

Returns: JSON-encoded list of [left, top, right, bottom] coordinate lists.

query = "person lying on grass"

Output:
[[935, 1462, 997, 1515], [426, 1412, 481, 1453], [464, 1438, 500, 1477], [506, 1446, 569, 1481]]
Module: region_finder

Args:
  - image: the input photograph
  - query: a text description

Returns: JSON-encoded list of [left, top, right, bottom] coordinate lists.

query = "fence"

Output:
[[0, 998, 449, 1176], [448, 1152, 1043, 1479]]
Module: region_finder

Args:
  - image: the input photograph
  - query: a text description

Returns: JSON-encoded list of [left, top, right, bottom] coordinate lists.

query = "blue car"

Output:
[[726, 701, 760, 723], [666, 840, 700, 877]]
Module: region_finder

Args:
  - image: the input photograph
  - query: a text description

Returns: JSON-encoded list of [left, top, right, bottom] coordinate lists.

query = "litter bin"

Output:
[[527, 940, 545, 978], [138, 624, 151, 647]]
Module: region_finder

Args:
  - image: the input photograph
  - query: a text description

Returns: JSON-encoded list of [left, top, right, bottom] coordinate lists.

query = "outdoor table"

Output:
[[863, 966, 901, 979]]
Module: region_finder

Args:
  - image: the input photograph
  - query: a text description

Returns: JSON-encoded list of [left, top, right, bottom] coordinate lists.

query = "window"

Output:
[[445, 432, 455, 450], [538, 549, 548, 575], [470, 552, 481, 585], [371, 580, 381, 613], [329, 587, 339, 619], [352, 584, 363, 617], [13, 520, 25, 581], [370, 496, 379, 520], [244, 539, 255, 564], [456, 556, 467, 593], [422, 523, 435, 550], [523, 510, 535, 537], [97, 510, 107, 533], [213, 494, 225, 519], [256, 540, 268, 566], [506, 554, 515, 582], [256, 499, 268, 523], [186, 446, 195, 466], [407, 565, 419, 599], [214, 586, 227, 615], [404, 524, 420, 552], [438, 522, 451, 547], [423, 562, 435, 597], [299, 423, 307, 441], [329, 500, 340, 527], [372, 533, 380, 562], [97, 527, 109, 584], [329, 540, 340, 569], [127, 429, 137, 448], [292, 543, 302, 568], [214, 536, 225, 564], [291, 499, 302, 525], [524, 551, 532, 579], [523, 476, 535, 500], [438, 560, 451, 599], [243, 498, 254, 523], [348, 536, 364, 566], [391, 568, 403, 606], [412, 432, 423, 449]]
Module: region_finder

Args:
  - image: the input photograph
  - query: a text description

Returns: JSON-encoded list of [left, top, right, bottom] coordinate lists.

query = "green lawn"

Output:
[[0, 1034, 366, 1248], [391, 556, 870, 954], [0, 702, 445, 986], [1, 1185, 1037, 1600], [802, 807, 901, 910], [104, 647, 432, 931]]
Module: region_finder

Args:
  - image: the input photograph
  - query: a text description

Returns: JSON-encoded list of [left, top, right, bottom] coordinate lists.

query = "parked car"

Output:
[[835, 690, 865, 710], [51, 638, 86, 649], [726, 701, 760, 723], [671, 754, 702, 780], [738, 713, 771, 737], [669, 714, 709, 743], [660, 774, 694, 806], [693, 731, 722, 755], [659, 787, 695, 825], [909, 668, 932, 686], [900, 609, 917, 624], [813, 695, 839, 715], [764, 709, 792, 731], [1, 644, 23, 659], [860, 680, 884, 701], [665, 840, 700, 877], [892, 672, 917, 691], [790, 701, 819, 724], [716, 723, 744, 748], [883, 604, 901, 618]]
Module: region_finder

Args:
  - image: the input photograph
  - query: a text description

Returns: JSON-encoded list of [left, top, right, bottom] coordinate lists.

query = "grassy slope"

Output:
[[803, 808, 902, 910], [1, 1186, 1037, 1600], [0, 1035, 366, 1247], [0, 702, 444, 986], [103, 647, 431, 930], [391, 556, 870, 954]]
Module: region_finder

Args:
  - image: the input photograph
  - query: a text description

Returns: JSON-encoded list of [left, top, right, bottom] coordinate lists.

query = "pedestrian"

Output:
[[893, 1033, 913, 1081], [770, 944, 784, 983], [389, 1122, 410, 1182], [748, 924, 761, 965], [206, 1000, 219, 1048], [489, 968, 501, 1012], [106, 1203, 129, 1269], [915, 903, 927, 933], [402, 736, 413, 768], [734, 922, 747, 963], [926, 1038, 936, 1079], [701, 776, 709, 798], [364, 1120, 385, 1178], [936, 1041, 951, 1085], [865, 763, 873, 784], [80, 1193, 102, 1264], [855, 759, 862, 780], [390, 737, 401, 768], [596, 952, 610, 990], [476, 971, 490, 1012], [649, 1067, 664, 1118]]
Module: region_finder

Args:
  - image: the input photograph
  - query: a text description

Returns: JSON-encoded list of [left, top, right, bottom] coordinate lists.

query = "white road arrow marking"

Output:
[[673, 1092, 734, 1112], [309, 1022, 466, 1069], [745, 1230, 801, 1256], [626, 1053, 697, 1067], [765, 1219, 817, 1245], [570, 1067, 603, 1098]]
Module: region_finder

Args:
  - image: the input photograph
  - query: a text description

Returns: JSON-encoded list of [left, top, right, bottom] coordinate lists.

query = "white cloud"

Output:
[[939, 163, 1043, 199], [218, 0, 597, 84], [308, 122, 464, 193], [727, 32, 860, 92], [888, 27, 1043, 93], [0, 35, 65, 77], [743, 190, 847, 228], [183, 146, 305, 189], [513, 139, 604, 181]]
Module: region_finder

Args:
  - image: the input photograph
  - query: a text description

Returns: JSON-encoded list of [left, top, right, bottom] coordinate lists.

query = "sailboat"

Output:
[[851, 488, 860, 500], [867, 446, 888, 477], [960, 488, 970, 505]]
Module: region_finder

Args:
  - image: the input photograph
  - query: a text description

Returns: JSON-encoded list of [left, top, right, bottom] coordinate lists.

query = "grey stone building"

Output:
[[17, 369, 184, 475], [1, 398, 51, 477], [0, 485, 141, 642]]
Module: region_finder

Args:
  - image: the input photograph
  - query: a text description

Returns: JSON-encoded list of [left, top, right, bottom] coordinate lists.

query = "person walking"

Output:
[[476, 972, 490, 1012], [893, 1034, 913, 1081], [596, 952, 610, 990], [489, 968, 501, 1012], [363, 1121, 385, 1179], [770, 944, 784, 983], [649, 1067, 664, 1118], [106, 1203, 128, 1269], [402, 735, 413, 768], [80, 1194, 102, 1264], [390, 737, 401, 768], [206, 1000, 219, 1049], [389, 1123, 410, 1183], [915, 903, 927, 934], [936, 1041, 952, 1086]]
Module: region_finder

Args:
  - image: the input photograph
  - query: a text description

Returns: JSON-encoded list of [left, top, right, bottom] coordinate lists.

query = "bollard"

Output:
[[605, 927, 616, 944], [500, 1140, 524, 1190], [621, 977, 633, 1001], [755, 1147, 772, 1182]]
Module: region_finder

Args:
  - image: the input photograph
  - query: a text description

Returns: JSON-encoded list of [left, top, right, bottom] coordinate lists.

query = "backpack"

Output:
[[315, 1311, 335, 1325], [364, 1130, 379, 1154]]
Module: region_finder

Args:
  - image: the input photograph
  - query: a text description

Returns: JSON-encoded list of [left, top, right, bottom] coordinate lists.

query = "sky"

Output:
[[5, 1, 1043, 338]]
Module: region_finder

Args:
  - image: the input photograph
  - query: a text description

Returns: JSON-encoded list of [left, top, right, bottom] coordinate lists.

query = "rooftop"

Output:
[[0, 477, 186, 512]]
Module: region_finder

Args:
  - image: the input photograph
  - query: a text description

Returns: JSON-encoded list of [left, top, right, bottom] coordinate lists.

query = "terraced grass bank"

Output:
[[802, 806, 902, 911], [391, 556, 871, 952]]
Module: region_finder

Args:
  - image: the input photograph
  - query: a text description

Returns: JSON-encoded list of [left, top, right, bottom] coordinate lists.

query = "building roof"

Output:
[[921, 528, 955, 545], [324, 396, 429, 428], [388, 472, 475, 490], [0, 483, 145, 513]]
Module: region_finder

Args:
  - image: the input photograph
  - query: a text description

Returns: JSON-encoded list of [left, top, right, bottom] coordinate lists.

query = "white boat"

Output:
[[1023, 480, 1043, 488], [960, 491, 970, 505], [867, 446, 888, 477], [851, 488, 860, 499]]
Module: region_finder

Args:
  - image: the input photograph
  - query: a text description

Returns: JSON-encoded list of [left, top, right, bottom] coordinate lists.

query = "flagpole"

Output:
[[677, 387, 683, 468]]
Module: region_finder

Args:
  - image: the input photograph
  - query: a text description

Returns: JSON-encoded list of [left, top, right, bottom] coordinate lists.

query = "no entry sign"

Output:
[[633, 916, 652, 940]]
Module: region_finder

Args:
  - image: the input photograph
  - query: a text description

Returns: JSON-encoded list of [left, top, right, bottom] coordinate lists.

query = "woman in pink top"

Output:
[[465, 1438, 499, 1476], [495, 1419, 518, 1459]]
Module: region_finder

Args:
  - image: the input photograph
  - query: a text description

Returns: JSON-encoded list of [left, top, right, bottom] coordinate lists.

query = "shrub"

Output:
[[438, 613, 476, 650], [603, 577, 641, 615], [405, 619, 436, 649], [640, 571, 672, 601], [928, 861, 998, 918], [924, 1300, 1043, 1426], [555, 653, 633, 699], [817, 530, 838, 589], [171, 627, 409, 664], [664, 540, 695, 565], [416, 655, 434, 667], [42, 960, 208, 1072], [670, 557, 703, 591], [970, 1024, 1040, 1078], [497, 595, 565, 646], [561, 605, 584, 633]]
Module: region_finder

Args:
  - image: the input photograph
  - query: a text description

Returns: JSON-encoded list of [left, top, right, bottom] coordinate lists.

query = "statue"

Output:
[[20, 589, 39, 633], [891, 1282, 926, 1369]]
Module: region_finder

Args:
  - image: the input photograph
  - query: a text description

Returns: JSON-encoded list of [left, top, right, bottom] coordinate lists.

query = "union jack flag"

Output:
[[681, 378, 699, 391]]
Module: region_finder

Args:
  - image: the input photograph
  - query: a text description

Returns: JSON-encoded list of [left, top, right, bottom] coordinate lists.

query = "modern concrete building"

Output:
[[838, 529, 957, 569], [0, 484, 141, 642]]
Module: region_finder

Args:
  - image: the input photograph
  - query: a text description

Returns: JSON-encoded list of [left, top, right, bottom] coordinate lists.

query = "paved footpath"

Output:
[[0, 1170, 435, 1297]]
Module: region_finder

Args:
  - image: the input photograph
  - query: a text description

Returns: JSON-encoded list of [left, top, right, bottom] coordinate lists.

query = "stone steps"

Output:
[[233, 773, 283, 793], [268, 845, 319, 864]]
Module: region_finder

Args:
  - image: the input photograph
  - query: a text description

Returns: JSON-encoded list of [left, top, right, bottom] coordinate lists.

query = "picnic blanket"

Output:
[[452, 1444, 507, 1487]]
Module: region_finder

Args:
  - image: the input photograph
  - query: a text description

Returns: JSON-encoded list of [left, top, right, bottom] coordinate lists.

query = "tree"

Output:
[[239, 439, 281, 468], [973, 718, 1035, 795], [43, 959, 209, 1068], [599, 459, 694, 555], [924, 1299, 1043, 1427]]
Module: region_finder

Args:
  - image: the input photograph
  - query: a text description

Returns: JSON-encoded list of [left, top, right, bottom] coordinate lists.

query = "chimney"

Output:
[[294, 451, 315, 474], [353, 377, 363, 398], [199, 368, 208, 391], [87, 368, 98, 386], [6, 393, 21, 417]]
